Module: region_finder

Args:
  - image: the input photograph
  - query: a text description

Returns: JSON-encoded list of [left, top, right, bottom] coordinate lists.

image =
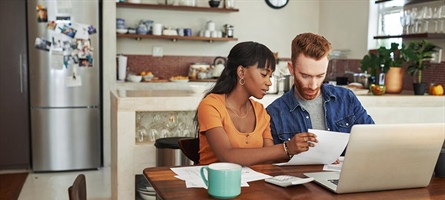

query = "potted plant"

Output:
[[360, 42, 405, 92], [401, 39, 440, 95], [379, 43, 406, 94], [360, 50, 380, 87]]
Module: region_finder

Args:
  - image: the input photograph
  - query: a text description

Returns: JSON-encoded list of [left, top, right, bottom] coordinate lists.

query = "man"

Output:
[[266, 33, 374, 144]]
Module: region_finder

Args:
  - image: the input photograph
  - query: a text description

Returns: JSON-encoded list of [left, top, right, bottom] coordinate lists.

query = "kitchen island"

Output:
[[110, 89, 445, 200]]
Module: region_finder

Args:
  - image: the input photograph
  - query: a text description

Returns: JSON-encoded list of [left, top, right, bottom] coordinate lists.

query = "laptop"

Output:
[[304, 123, 445, 194]]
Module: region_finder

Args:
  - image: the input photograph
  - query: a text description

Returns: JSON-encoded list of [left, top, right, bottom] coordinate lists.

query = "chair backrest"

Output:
[[68, 174, 87, 200], [178, 137, 200, 165]]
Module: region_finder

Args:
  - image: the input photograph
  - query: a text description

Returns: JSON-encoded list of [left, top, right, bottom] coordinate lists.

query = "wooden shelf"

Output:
[[116, 2, 239, 12], [117, 33, 238, 42], [375, 0, 441, 5], [373, 33, 445, 39]]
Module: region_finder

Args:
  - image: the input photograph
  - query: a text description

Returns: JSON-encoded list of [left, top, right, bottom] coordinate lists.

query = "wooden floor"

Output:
[[0, 173, 28, 200]]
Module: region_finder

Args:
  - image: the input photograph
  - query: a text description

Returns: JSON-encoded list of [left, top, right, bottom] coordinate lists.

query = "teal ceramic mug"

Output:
[[200, 162, 242, 199]]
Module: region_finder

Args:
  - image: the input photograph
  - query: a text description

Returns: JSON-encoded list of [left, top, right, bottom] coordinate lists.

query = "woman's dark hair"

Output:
[[193, 41, 276, 137]]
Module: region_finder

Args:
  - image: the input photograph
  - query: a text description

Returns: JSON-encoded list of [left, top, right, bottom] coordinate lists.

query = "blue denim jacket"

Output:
[[266, 84, 375, 144]]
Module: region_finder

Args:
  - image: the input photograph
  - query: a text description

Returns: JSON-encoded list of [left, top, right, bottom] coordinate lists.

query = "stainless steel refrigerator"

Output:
[[27, 0, 102, 172]]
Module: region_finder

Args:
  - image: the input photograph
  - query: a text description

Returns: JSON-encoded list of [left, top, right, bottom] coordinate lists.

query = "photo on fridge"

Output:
[[35, 37, 51, 51]]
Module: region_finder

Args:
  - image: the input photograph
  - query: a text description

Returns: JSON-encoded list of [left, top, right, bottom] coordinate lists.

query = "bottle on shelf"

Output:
[[378, 64, 385, 85]]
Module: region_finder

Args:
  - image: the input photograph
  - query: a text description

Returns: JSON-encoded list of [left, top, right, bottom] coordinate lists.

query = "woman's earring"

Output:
[[239, 77, 245, 85]]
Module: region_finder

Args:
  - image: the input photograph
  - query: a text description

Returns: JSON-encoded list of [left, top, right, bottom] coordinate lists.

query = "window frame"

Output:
[[376, 1, 404, 48]]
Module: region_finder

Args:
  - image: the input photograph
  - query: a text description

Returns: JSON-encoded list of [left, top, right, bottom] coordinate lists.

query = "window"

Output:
[[377, 0, 403, 48]]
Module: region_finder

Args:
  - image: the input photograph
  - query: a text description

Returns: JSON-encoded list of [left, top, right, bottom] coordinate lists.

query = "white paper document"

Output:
[[170, 166, 272, 189], [276, 129, 350, 165]]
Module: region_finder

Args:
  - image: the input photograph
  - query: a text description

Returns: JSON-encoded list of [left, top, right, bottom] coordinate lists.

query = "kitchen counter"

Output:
[[110, 89, 445, 200], [116, 80, 215, 91]]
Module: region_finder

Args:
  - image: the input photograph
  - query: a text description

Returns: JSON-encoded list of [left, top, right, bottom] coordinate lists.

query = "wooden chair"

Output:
[[68, 174, 87, 200], [178, 137, 200, 165]]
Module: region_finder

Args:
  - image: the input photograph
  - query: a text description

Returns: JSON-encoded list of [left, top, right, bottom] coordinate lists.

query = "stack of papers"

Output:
[[170, 166, 271, 188]]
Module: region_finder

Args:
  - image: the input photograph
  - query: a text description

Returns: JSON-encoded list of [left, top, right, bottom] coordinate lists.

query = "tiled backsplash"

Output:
[[328, 59, 445, 91], [135, 111, 197, 143], [123, 55, 445, 91]]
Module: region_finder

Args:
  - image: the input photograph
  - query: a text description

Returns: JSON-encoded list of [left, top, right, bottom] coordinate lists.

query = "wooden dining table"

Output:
[[143, 164, 445, 200]]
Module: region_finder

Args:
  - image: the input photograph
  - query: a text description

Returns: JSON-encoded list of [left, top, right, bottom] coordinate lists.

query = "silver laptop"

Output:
[[304, 123, 445, 194]]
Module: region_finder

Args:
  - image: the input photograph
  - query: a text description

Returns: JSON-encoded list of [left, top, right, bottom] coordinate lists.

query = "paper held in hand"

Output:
[[276, 129, 350, 166]]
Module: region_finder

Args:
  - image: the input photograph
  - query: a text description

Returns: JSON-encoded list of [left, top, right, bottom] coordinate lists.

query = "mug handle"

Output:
[[200, 166, 209, 187]]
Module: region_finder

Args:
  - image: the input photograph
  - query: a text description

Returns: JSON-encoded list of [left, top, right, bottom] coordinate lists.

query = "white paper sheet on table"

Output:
[[276, 129, 350, 165], [170, 166, 272, 188]]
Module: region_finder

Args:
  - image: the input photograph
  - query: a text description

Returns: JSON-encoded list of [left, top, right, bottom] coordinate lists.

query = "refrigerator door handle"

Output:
[[19, 54, 23, 93]]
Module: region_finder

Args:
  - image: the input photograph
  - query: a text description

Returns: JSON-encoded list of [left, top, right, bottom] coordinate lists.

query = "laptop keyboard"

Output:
[[328, 179, 339, 185]]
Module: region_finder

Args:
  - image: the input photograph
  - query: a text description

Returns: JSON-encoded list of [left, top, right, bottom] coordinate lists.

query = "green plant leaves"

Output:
[[401, 39, 439, 83], [361, 40, 439, 83]]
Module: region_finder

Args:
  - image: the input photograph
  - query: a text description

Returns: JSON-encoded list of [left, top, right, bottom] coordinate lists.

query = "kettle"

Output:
[[212, 56, 226, 78]]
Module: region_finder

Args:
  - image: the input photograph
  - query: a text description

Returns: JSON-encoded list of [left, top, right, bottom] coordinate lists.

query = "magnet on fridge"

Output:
[[72, 23, 89, 39], [36, 4, 48, 23], [59, 25, 77, 38], [56, 16, 71, 24], [35, 37, 51, 52], [88, 25, 97, 35], [50, 49, 64, 70], [47, 21, 57, 30], [79, 58, 92, 67], [63, 55, 72, 68]]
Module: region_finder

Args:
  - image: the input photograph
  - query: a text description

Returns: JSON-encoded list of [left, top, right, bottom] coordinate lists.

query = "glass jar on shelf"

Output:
[[135, 113, 147, 142]]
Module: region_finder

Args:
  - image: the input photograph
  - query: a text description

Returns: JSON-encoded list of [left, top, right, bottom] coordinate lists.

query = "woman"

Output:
[[196, 41, 317, 166]]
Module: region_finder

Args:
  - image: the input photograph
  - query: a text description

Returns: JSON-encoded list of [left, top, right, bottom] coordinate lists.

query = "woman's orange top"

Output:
[[197, 93, 273, 165]]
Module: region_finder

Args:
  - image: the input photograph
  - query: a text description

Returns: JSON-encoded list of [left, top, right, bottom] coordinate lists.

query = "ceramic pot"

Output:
[[384, 67, 404, 94], [283, 75, 293, 92], [413, 82, 427, 95], [136, 22, 148, 35]]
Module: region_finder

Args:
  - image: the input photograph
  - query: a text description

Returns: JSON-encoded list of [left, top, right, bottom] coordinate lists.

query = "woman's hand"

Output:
[[287, 132, 318, 155]]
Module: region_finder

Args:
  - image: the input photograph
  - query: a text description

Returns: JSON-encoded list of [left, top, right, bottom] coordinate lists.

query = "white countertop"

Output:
[[113, 88, 445, 111]]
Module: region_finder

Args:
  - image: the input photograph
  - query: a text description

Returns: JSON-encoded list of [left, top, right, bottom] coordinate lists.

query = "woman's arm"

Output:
[[205, 127, 289, 166], [205, 127, 317, 166]]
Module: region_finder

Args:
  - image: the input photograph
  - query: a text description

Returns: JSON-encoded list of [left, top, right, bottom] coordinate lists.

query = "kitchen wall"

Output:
[[116, 1, 319, 58], [115, 0, 370, 59], [102, 0, 371, 167], [319, 1, 370, 58]]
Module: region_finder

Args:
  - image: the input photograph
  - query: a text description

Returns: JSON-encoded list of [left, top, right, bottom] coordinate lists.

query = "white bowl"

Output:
[[138, 192, 155, 200], [116, 29, 127, 34], [189, 85, 207, 93], [128, 75, 142, 82], [143, 74, 154, 81]]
